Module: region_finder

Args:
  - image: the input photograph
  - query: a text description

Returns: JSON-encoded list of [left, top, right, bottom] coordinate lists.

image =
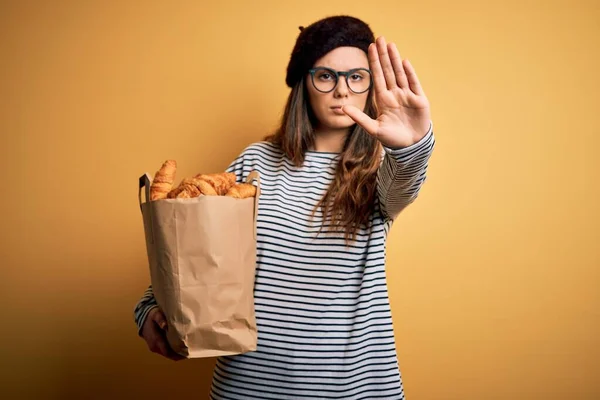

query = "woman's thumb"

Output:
[[342, 105, 378, 136], [153, 309, 168, 330]]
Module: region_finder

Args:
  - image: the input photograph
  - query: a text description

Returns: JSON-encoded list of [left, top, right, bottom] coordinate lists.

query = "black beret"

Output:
[[285, 15, 375, 88]]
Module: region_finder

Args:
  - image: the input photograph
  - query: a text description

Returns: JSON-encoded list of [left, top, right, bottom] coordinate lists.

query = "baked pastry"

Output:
[[225, 183, 257, 199], [150, 160, 177, 200], [167, 181, 202, 198], [150, 160, 255, 200], [167, 177, 218, 198], [193, 172, 236, 195]]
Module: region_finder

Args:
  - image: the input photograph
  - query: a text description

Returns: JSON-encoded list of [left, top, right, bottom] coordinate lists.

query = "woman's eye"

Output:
[[350, 74, 362, 81], [319, 73, 333, 80]]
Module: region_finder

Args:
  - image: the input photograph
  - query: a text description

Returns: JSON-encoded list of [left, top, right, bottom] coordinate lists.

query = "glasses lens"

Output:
[[312, 69, 337, 92], [347, 69, 372, 93]]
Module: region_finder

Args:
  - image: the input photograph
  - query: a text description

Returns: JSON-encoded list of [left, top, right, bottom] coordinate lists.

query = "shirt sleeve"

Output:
[[225, 147, 249, 183], [133, 285, 158, 337], [376, 121, 436, 221]]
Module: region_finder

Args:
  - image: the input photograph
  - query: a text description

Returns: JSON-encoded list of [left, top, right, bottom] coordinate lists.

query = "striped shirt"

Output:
[[134, 123, 435, 399]]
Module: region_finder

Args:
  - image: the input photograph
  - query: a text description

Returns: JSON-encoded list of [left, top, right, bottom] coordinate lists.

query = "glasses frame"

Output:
[[308, 67, 373, 94]]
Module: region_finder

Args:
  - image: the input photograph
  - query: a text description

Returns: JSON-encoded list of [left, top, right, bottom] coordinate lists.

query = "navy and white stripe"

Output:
[[133, 286, 158, 336], [134, 123, 435, 399]]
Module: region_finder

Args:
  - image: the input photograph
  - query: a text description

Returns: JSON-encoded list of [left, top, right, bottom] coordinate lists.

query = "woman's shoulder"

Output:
[[237, 140, 283, 160]]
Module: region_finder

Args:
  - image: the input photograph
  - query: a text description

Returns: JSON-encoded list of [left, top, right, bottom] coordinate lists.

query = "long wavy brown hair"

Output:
[[263, 76, 382, 244]]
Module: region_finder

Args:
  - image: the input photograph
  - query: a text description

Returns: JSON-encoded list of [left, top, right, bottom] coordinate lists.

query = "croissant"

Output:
[[151, 160, 177, 200], [150, 160, 255, 200], [166, 185, 184, 199], [167, 177, 219, 198], [193, 173, 236, 195], [225, 183, 257, 199], [170, 182, 202, 198]]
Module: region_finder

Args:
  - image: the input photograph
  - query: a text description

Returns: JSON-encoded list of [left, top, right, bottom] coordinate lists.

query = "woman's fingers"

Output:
[[388, 42, 409, 89], [152, 334, 170, 356], [149, 321, 185, 361], [403, 59, 424, 96], [144, 307, 184, 361], [166, 348, 186, 361], [369, 37, 410, 94], [150, 307, 168, 330], [375, 36, 397, 90], [368, 42, 386, 95]]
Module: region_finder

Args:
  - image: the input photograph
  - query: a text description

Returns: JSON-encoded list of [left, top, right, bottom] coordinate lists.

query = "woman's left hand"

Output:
[[342, 36, 431, 149]]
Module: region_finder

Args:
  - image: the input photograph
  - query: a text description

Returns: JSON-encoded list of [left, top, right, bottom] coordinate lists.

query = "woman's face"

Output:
[[306, 46, 370, 131]]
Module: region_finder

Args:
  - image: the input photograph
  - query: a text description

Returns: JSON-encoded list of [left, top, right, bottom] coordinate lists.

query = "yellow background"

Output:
[[1, 0, 598, 399]]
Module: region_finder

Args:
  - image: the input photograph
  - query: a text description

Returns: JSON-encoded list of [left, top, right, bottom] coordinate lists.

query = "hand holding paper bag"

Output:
[[139, 160, 260, 359], [140, 307, 185, 361]]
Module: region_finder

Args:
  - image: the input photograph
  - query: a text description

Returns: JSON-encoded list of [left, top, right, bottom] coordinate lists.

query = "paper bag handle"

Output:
[[138, 173, 152, 209], [245, 170, 261, 240], [138, 173, 155, 244]]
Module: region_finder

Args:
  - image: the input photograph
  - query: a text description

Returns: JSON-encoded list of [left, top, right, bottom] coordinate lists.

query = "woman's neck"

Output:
[[310, 127, 349, 153]]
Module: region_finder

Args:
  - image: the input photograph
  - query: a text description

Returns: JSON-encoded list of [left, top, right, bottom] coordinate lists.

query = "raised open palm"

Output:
[[343, 36, 431, 149]]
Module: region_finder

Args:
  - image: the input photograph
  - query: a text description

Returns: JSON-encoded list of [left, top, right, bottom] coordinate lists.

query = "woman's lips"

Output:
[[331, 106, 345, 115]]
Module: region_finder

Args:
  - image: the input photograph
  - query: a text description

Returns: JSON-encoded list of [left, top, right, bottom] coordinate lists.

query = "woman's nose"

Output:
[[334, 78, 349, 97]]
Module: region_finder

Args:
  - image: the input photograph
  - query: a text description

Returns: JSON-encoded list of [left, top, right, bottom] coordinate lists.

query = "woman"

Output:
[[134, 15, 435, 399]]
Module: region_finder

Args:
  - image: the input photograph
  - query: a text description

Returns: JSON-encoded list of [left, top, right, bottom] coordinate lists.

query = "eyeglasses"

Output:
[[308, 67, 373, 94]]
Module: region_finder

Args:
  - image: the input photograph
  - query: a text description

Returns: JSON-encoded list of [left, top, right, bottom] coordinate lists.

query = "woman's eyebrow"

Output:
[[314, 66, 368, 71]]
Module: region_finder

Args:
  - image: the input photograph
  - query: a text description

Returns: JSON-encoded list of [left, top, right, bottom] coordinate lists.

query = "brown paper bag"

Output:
[[138, 170, 260, 358]]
